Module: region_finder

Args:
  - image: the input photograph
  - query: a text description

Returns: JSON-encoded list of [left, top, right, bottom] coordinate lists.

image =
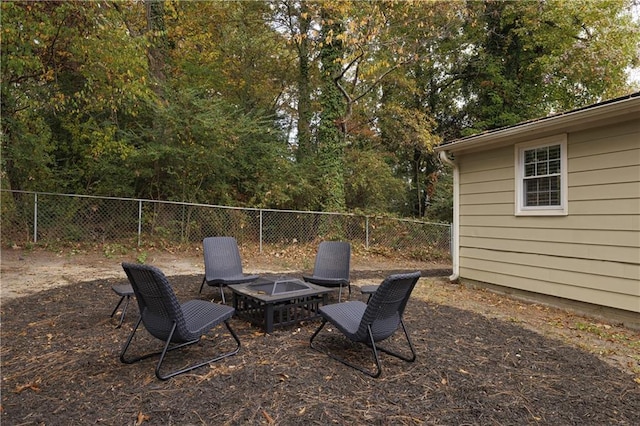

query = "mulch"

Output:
[[1, 268, 639, 425]]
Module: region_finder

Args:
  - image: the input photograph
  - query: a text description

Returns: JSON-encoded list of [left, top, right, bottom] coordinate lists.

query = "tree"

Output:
[[457, 0, 640, 133], [269, 0, 316, 162], [315, 3, 348, 212], [1, 1, 151, 194], [2, 0, 637, 219], [128, 0, 293, 205]]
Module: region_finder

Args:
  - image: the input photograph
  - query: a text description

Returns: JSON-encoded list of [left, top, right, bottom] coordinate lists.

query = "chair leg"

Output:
[[371, 319, 416, 363], [110, 296, 125, 318], [309, 318, 328, 345], [111, 295, 131, 328], [338, 283, 351, 301], [120, 317, 241, 380], [200, 279, 226, 304], [116, 296, 131, 328], [155, 320, 240, 380], [310, 321, 382, 377], [120, 317, 153, 364], [310, 321, 415, 378], [120, 317, 191, 365]]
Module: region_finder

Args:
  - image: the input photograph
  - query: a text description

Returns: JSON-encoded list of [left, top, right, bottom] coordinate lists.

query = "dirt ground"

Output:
[[1, 247, 639, 425]]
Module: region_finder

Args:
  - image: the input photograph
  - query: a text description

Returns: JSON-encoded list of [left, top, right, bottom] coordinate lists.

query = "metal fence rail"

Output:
[[1, 190, 451, 260]]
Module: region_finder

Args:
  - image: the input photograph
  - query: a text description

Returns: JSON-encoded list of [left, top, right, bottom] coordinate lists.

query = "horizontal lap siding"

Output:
[[458, 119, 640, 313], [462, 214, 639, 231], [458, 267, 639, 312], [461, 198, 640, 216], [461, 227, 638, 251]]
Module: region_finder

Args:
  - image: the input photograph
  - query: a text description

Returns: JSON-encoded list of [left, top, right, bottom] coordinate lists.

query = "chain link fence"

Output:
[[1, 190, 451, 261]]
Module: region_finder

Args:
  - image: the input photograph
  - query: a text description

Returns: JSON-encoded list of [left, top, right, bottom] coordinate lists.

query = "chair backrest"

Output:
[[312, 241, 351, 281], [203, 237, 244, 281], [122, 262, 191, 343], [357, 271, 421, 343]]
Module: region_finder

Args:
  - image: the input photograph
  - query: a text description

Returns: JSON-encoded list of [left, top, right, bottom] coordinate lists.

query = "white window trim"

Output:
[[515, 134, 568, 216]]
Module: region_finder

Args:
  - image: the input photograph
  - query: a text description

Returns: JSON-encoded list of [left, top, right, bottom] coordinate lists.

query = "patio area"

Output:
[[1, 269, 639, 425]]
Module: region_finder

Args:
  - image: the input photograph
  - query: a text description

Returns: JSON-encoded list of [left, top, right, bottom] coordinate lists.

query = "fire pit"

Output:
[[247, 279, 311, 295], [229, 278, 332, 333]]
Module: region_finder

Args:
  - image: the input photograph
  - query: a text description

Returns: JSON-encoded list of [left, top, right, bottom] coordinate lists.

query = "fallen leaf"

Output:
[[262, 410, 275, 424], [135, 411, 150, 425], [14, 382, 41, 393]]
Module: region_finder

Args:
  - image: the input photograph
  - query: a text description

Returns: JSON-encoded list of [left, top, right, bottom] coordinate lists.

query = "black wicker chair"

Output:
[[120, 262, 241, 380], [303, 241, 351, 301], [310, 271, 421, 378], [199, 237, 259, 303]]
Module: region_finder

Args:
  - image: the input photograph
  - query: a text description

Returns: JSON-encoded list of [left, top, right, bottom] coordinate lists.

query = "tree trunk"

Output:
[[296, 2, 313, 163], [317, 6, 346, 212]]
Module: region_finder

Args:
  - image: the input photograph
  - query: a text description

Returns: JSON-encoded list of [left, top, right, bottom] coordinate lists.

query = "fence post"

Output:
[[138, 200, 142, 247], [33, 193, 38, 243], [181, 203, 185, 242], [259, 209, 263, 254], [365, 216, 369, 249]]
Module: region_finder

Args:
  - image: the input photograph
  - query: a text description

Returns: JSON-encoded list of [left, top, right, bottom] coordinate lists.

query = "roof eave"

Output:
[[435, 96, 640, 154]]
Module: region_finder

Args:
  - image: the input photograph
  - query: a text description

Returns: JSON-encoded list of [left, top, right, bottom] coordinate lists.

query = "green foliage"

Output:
[[136, 251, 148, 264], [2, 0, 638, 220], [315, 4, 348, 212], [125, 86, 290, 205], [103, 243, 128, 259], [458, 0, 640, 133], [427, 166, 454, 224], [344, 149, 407, 213]]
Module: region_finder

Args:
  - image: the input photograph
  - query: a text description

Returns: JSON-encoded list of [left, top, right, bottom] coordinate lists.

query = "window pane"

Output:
[[525, 164, 535, 177], [539, 179, 550, 191], [526, 192, 538, 206], [550, 176, 560, 190], [536, 147, 548, 161], [524, 149, 536, 163], [549, 160, 560, 174], [550, 191, 560, 205], [526, 179, 538, 192], [537, 162, 548, 175], [539, 192, 550, 205], [548, 145, 560, 159]]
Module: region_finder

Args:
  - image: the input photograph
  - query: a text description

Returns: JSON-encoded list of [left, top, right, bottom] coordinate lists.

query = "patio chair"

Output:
[[310, 271, 421, 378], [120, 262, 241, 380], [303, 241, 351, 302], [199, 237, 259, 303]]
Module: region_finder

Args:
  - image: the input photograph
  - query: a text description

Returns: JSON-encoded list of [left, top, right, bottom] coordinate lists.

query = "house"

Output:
[[435, 93, 640, 328]]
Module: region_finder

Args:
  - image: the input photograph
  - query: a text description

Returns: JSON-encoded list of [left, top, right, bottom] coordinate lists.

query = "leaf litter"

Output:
[[1, 266, 639, 425]]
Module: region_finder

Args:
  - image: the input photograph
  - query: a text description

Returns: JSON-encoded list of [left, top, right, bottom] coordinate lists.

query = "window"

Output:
[[515, 135, 567, 216]]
